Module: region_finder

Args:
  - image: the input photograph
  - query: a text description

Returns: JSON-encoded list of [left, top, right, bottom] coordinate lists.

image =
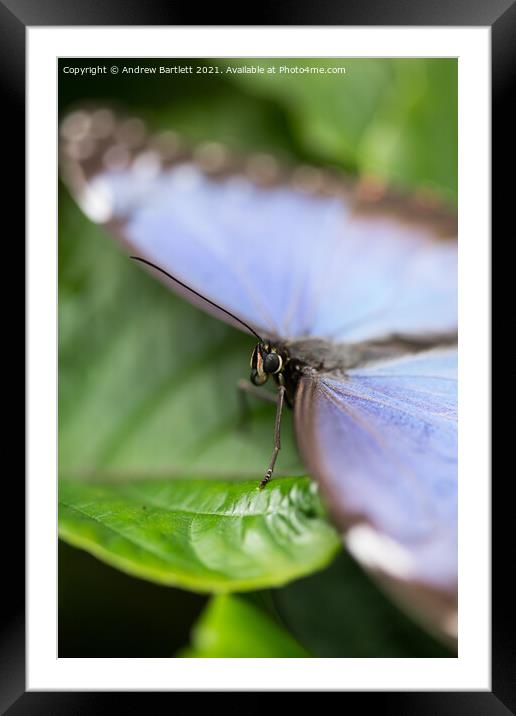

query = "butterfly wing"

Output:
[[294, 347, 457, 643], [60, 107, 457, 342], [61, 109, 458, 640]]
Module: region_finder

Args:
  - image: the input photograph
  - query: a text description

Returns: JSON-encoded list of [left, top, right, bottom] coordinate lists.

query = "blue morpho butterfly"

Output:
[[60, 108, 458, 645]]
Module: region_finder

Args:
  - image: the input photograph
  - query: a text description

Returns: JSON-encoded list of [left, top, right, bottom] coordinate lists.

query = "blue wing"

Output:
[[60, 108, 457, 343], [294, 347, 457, 641]]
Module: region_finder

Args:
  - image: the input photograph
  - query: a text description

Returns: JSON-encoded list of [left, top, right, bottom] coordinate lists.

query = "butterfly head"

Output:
[[250, 343, 284, 386]]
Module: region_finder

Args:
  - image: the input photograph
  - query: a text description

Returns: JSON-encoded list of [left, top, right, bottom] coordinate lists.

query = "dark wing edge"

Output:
[[59, 104, 458, 237]]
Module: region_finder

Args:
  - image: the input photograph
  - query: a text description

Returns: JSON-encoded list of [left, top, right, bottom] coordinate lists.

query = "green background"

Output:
[[59, 57, 457, 657]]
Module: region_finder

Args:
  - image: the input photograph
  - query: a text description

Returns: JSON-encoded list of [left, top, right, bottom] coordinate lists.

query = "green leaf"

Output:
[[59, 475, 340, 593], [181, 595, 309, 657]]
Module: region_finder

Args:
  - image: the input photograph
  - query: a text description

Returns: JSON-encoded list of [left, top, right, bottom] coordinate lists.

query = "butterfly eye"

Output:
[[263, 352, 282, 374]]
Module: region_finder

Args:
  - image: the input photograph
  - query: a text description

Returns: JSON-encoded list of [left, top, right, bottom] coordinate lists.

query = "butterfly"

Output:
[[59, 107, 458, 646]]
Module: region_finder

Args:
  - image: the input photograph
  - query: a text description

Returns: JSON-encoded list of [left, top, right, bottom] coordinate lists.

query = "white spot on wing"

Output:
[[345, 523, 415, 580], [79, 176, 114, 223]]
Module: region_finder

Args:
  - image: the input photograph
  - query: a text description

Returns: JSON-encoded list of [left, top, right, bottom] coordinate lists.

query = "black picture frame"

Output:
[[7, 0, 505, 710]]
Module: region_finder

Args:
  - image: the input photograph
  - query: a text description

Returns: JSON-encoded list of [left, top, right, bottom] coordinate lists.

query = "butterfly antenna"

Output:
[[130, 256, 264, 342]]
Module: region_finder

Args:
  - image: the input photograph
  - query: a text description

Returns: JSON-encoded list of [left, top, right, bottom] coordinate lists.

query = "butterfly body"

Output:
[[263, 332, 457, 402]]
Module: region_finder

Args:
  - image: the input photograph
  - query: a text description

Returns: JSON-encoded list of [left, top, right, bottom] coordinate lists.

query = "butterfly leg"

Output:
[[237, 378, 278, 430], [259, 384, 286, 489]]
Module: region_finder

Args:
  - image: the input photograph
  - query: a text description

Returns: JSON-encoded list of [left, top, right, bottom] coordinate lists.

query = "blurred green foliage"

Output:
[[58, 57, 456, 658], [223, 59, 457, 200], [274, 551, 449, 657]]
